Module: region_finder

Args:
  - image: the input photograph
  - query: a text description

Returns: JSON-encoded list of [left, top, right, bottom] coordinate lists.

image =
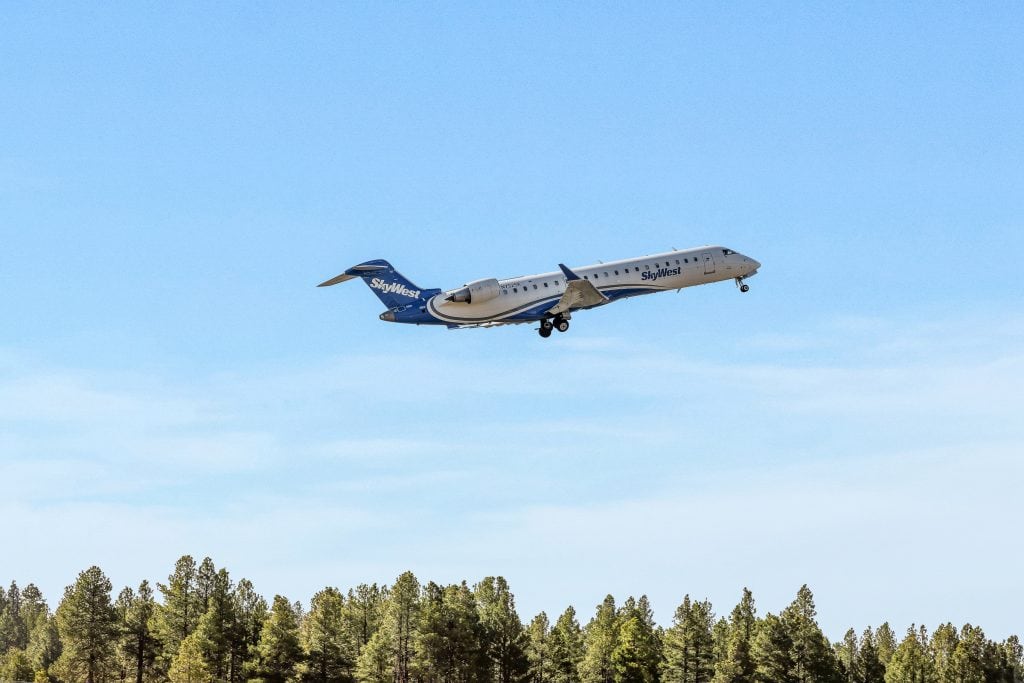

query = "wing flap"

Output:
[[548, 278, 608, 315]]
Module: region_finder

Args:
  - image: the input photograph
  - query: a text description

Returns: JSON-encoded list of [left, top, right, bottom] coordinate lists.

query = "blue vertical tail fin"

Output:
[[317, 259, 437, 309]]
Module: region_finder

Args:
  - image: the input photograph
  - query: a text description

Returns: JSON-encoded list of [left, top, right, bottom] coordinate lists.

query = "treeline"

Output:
[[0, 557, 1021, 683]]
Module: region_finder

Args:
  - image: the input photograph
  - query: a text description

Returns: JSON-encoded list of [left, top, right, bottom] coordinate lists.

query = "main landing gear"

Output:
[[735, 277, 750, 293], [538, 316, 570, 338]]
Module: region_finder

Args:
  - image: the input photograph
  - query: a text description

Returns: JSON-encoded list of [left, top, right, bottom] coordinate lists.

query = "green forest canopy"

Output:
[[0, 556, 1020, 683]]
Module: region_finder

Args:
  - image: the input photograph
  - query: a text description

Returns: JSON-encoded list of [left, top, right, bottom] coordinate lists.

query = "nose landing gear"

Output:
[[735, 277, 750, 293]]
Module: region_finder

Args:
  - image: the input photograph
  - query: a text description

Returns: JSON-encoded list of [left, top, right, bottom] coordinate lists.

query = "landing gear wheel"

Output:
[[538, 326, 552, 338], [540, 319, 554, 332], [556, 319, 570, 333], [740, 284, 750, 293]]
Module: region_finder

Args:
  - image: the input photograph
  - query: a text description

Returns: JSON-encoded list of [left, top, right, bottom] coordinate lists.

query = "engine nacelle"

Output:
[[445, 278, 501, 304]]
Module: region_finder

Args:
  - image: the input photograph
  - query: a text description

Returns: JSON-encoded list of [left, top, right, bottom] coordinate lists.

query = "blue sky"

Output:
[[2, 3, 1022, 638]]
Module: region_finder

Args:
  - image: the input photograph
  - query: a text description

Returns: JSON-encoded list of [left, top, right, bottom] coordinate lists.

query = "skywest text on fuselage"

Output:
[[641, 266, 682, 282]]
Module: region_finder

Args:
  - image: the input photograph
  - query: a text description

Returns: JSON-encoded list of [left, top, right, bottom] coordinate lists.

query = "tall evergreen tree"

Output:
[[780, 586, 839, 683], [157, 556, 203, 667], [929, 623, 957, 683], [231, 579, 269, 683], [476, 577, 529, 683], [834, 629, 858, 682], [414, 582, 488, 683], [388, 572, 421, 683], [20, 584, 49, 638], [712, 589, 756, 683], [53, 566, 120, 683], [252, 596, 303, 683], [169, 631, 212, 683], [27, 614, 63, 677], [752, 613, 793, 683], [300, 587, 350, 683], [196, 559, 219, 614], [354, 630, 392, 683], [580, 596, 619, 683], [875, 625, 897, 670], [947, 625, 985, 683], [1, 648, 34, 682], [526, 613, 552, 683], [341, 585, 385, 664], [2, 580, 29, 651], [662, 595, 714, 683], [116, 581, 160, 683], [548, 608, 584, 683], [618, 597, 661, 682], [883, 626, 935, 683], [854, 628, 886, 683], [195, 569, 237, 682]]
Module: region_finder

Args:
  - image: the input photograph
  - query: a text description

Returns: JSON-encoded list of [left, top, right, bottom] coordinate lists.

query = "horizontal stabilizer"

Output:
[[317, 264, 388, 287]]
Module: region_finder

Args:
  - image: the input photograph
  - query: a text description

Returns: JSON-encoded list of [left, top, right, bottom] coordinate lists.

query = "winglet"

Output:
[[558, 263, 581, 281]]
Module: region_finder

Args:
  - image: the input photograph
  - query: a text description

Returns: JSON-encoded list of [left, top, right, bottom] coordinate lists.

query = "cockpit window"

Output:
[[722, 249, 735, 256]]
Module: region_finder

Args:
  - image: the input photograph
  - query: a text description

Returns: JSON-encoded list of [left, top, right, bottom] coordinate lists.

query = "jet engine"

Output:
[[445, 278, 501, 304]]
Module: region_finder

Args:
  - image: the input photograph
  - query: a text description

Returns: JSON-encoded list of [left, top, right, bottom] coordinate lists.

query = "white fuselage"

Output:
[[426, 246, 760, 327]]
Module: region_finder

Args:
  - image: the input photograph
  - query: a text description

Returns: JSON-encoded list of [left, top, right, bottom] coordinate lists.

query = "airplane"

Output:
[[318, 245, 760, 338]]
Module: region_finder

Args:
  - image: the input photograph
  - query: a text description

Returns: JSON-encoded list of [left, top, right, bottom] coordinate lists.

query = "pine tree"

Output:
[[53, 566, 120, 683], [2, 580, 30, 650], [116, 581, 160, 683], [580, 596, 618, 683], [947, 625, 985, 683], [354, 630, 392, 683], [548, 608, 584, 683], [854, 628, 885, 683], [884, 626, 935, 683], [197, 560, 219, 615], [663, 595, 715, 683], [299, 587, 350, 683], [1, 648, 34, 682], [526, 613, 552, 683], [342, 585, 385, 664], [20, 584, 49, 638], [252, 596, 303, 683], [387, 572, 421, 683], [752, 613, 792, 683], [875, 625, 896, 670], [170, 631, 213, 683], [195, 569, 237, 682], [27, 614, 63, 677], [834, 629, 857, 682], [231, 578, 268, 683], [780, 586, 839, 683], [157, 556, 203, 667], [414, 581, 488, 683], [929, 623, 957, 683], [712, 589, 756, 683], [476, 577, 530, 683]]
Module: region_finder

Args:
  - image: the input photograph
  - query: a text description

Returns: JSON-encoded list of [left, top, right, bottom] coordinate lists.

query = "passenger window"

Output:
[[513, 288, 518, 293], [604, 271, 608, 277], [594, 274, 599, 279], [645, 264, 650, 270], [675, 260, 679, 265], [614, 270, 619, 275], [544, 282, 549, 288], [533, 284, 538, 289], [635, 267, 639, 272]]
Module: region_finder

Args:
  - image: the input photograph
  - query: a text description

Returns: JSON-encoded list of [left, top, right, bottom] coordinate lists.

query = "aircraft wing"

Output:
[[547, 265, 608, 316]]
